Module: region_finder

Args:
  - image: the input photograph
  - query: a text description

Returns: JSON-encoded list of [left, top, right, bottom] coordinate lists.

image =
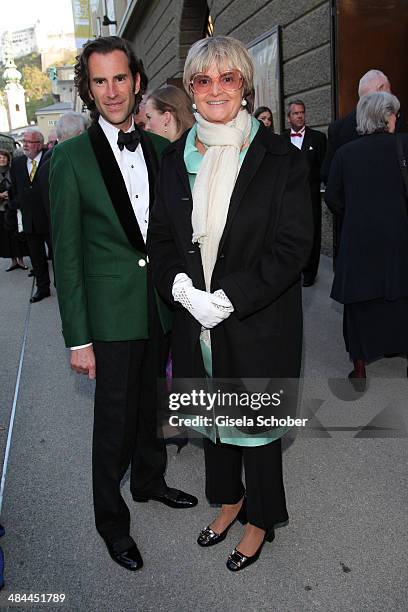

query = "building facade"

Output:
[[35, 102, 73, 140], [50, 65, 76, 105], [0, 23, 40, 64], [90, 0, 331, 131]]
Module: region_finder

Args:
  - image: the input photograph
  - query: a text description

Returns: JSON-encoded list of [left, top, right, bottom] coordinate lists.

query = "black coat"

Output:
[[325, 133, 408, 304], [9, 152, 49, 234], [321, 111, 360, 184], [148, 124, 313, 380], [37, 158, 51, 224]]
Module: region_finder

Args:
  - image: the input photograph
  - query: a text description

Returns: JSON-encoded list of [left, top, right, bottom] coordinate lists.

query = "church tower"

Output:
[[2, 32, 28, 130]]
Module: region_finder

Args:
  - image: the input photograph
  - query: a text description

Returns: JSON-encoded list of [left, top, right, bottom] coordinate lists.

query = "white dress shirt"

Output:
[[71, 116, 150, 351], [98, 115, 150, 242], [290, 125, 305, 150], [26, 151, 43, 176]]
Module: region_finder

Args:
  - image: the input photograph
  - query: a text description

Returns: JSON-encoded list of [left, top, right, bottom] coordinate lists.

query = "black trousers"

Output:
[[303, 187, 322, 283], [203, 438, 288, 530], [26, 232, 51, 291], [92, 293, 168, 545]]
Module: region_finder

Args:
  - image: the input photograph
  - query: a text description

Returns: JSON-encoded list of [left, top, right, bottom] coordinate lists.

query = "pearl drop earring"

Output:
[[241, 99, 247, 107], [192, 103, 197, 110]]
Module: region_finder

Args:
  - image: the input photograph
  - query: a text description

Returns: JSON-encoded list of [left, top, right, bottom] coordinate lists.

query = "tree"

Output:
[[15, 52, 42, 72], [21, 65, 51, 100], [55, 51, 77, 67]]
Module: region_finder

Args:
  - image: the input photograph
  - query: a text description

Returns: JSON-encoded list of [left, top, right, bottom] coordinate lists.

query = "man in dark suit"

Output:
[[49, 36, 197, 572], [9, 128, 51, 302], [283, 100, 327, 286]]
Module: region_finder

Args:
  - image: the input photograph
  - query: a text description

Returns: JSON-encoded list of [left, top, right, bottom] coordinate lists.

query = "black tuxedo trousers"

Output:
[[303, 182, 322, 283], [26, 231, 51, 291], [92, 276, 168, 545]]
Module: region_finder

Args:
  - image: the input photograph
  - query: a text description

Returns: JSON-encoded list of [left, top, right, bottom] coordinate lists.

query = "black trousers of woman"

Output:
[[203, 437, 288, 530]]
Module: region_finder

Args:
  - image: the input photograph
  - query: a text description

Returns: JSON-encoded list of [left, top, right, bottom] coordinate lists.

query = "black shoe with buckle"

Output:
[[197, 498, 247, 547], [226, 527, 275, 572], [132, 487, 198, 509]]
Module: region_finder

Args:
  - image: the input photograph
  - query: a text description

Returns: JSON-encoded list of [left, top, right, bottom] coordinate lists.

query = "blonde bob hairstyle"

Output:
[[146, 84, 194, 138], [183, 35, 254, 111]]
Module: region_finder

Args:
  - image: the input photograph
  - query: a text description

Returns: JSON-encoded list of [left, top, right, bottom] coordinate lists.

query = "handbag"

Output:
[[396, 134, 408, 211], [3, 205, 17, 232]]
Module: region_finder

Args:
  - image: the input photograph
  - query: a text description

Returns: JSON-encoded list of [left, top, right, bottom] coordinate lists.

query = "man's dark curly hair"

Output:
[[74, 36, 148, 120]]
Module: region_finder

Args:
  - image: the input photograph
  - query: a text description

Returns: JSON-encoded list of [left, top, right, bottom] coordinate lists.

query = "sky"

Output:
[[1, 0, 75, 34]]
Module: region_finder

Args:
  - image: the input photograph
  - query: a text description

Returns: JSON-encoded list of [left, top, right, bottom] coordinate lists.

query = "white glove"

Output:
[[172, 273, 233, 328]]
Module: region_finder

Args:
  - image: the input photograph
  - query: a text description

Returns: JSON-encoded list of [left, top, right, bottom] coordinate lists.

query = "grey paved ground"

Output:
[[0, 255, 407, 612]]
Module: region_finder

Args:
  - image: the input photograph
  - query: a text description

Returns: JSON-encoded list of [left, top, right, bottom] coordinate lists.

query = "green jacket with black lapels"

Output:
[[49, 122, 172, 348]]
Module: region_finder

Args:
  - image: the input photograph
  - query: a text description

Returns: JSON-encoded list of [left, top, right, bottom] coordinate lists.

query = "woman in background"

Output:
[[254, 105, 274, 132], [0, 149, 28, 271], [325, 92, 408, 384], [145, 84, 194, 142]]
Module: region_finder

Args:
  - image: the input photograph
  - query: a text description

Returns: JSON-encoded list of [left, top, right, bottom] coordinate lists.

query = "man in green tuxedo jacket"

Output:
[[50, 36, 197, 572]]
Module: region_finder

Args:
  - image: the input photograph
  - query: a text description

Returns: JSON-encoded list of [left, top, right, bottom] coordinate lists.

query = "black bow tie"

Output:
[[117, 129, 140, 152]]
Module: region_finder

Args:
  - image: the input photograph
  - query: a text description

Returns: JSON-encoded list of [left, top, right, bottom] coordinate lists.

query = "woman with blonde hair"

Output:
[[148, 35, 312, 571], [145, 84, 194, 142]]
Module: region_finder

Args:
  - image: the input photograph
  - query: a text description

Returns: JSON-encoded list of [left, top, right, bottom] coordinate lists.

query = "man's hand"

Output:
[[0, 191, 8, 201], [70, 346, 96, 379]]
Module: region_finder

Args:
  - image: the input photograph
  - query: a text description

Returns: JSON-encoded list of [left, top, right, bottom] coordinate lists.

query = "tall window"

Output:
[[15, 104, 20, 112]]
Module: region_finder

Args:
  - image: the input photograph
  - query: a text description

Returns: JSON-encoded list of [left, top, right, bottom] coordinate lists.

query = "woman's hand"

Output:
[[172, 273, 233, 328]]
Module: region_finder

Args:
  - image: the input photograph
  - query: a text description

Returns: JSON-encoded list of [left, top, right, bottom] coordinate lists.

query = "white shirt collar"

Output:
[[98, 115, 135, 149], [27, 151, 43, 168], [290, 125, 306, 135]]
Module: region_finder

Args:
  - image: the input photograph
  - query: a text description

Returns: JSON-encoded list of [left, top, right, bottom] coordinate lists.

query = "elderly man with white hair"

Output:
[[322, 69, 395, 183], [37, 112, 88, 234], [9, 126, 52, 302], [358, 69, 391, 97]]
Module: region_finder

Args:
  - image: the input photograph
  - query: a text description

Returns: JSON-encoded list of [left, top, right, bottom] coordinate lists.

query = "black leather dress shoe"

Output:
[[28, 269, 34, 277], [106, 542, 143, 571], [197, 497, 247, 547], [226, 528, 275, 572], [132, 487, 198, 509], [30, 289, 51, 303]]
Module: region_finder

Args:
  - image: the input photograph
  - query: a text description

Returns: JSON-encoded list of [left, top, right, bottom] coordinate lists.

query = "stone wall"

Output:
[[122, 0, 334, 256]]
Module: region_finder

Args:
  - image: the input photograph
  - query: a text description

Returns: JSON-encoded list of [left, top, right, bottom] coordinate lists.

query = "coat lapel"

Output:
[[139, 130, 158, 212], [217, 136, 266, 255], [301, 127, 312, 152], [218, 124, 288, 255], [88, 121, 146, 253]]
